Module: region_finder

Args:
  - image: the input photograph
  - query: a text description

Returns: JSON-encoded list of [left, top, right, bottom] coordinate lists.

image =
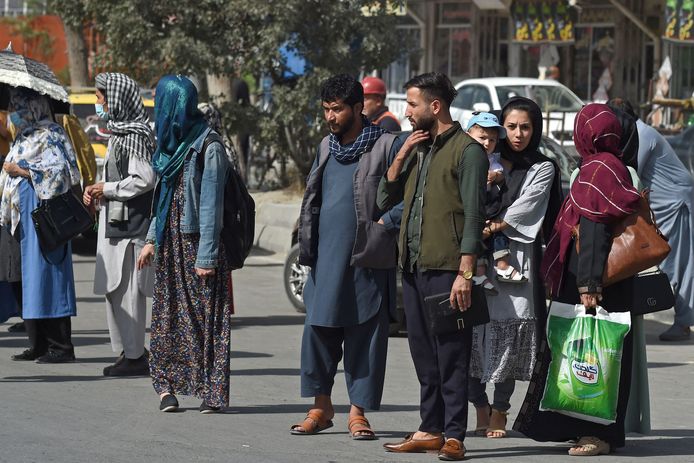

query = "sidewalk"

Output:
[[0, 244, 692, 462]]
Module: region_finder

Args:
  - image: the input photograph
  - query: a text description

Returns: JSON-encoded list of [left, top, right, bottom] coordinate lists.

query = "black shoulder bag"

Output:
[[31, 189, 94, 253]]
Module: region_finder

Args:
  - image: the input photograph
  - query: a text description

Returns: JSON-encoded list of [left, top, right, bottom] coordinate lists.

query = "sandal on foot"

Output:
[[472, 276, 499, 295], [290, 409, 334, 435], [486, 409, 508, 438], [568, 436, 610, 456], [495, 266, 527, 283], [348, 415, 377, 440]]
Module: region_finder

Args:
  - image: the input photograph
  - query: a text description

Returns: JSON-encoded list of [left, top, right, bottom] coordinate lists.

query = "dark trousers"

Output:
[[11, 281, 22, 317], [402, 269, 473, 442], [25, 317, 73, 355], [468, 377, 516, 412], [300, 305, 390, 410]]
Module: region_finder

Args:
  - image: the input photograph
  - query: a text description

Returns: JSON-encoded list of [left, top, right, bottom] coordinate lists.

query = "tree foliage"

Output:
[[52, 0, 411, 184], [47, 0, 88, 28]]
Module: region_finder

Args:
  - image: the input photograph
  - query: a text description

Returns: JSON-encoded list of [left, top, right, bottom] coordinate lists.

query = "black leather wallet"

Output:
[[423, 286, 490, 336]]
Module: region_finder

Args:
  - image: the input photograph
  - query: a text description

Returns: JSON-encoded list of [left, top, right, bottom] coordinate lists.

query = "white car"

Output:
[[387, 77, 583, 149]]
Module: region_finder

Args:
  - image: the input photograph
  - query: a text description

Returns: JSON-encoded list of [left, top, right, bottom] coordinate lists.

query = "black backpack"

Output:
[[201, 132, 255, 270]]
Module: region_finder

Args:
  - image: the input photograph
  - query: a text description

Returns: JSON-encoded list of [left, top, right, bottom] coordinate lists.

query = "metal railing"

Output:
[[543, 109, 573, 148]]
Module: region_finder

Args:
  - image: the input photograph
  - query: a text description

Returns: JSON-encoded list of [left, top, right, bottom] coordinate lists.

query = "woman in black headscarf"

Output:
[[607, 98, 639, 171], [468, 97, 562, 439]]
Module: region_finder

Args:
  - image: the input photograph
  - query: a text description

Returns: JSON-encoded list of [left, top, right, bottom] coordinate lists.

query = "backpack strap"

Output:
[[196, 131, 225, 170]]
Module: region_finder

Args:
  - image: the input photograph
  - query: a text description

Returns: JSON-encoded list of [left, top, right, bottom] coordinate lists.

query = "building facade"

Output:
[[384, 0, 692, 106]]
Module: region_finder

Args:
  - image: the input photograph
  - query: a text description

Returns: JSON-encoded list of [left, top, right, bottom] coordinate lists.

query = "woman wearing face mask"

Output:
[[467, 97, 562, 439], [83, 73, 156, 376], [0, 87, 81, 362]]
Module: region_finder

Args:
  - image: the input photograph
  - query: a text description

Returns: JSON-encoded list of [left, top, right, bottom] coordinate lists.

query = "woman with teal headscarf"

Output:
[[138, 75, 233, 413]]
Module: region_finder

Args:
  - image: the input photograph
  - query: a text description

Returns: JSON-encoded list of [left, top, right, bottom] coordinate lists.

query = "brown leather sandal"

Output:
[[348, 415, 377, 440], [289, 408, 334, 435], [486, 409, 508, 438]]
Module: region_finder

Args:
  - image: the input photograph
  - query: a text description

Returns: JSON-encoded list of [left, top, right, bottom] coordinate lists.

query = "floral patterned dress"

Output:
[[149, 174, 233, 407]]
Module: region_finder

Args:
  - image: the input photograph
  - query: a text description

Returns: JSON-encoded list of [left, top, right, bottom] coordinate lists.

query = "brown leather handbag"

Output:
[[574, 191, 671, 287]]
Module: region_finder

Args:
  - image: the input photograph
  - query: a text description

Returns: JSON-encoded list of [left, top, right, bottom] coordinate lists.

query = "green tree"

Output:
[[46, 0, 90, 88], [88, 0, 410, 185]]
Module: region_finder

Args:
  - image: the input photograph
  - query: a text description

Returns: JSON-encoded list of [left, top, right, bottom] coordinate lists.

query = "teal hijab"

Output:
[[152, 75, 208, 245]]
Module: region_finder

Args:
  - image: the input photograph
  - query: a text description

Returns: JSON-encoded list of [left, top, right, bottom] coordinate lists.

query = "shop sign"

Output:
[[511, 0, 575, 43], [664, 0, 694, 42], [439, 2, 473, 25]]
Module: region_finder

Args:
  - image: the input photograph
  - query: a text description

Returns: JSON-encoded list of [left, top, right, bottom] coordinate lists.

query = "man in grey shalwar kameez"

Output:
[[636, 119, 694, 341], [84, 73, 156, 375], [290, 74, 402, 440]]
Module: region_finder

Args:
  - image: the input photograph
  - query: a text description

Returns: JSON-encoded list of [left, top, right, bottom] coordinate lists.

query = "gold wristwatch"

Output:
[[461, 270, 474, 280]]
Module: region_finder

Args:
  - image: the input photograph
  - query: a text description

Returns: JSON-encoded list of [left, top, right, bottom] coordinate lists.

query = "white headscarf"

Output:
[[0, 87, 80, 233]]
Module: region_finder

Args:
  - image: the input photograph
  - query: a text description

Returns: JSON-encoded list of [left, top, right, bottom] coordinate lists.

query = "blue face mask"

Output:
[[95, 103, 110, 121], [9, 111, 23, 127], [8, 110, 30, 134]]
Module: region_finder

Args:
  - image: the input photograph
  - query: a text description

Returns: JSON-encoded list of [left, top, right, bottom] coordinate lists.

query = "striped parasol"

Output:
[[0, 43, 68, 103]]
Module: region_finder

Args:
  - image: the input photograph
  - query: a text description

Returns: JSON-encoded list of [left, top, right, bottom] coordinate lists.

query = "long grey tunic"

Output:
[[471, 161, 555, 383], [302, 155, 392, 327], [93, 147, 155, 296], [636, 120, 694, 326]]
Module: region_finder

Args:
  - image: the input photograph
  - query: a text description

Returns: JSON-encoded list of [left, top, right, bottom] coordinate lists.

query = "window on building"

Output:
[[571, 25, 615, 101], [438, 2, 473, 25], [384, 25, 422, 93], [1, 1, 45, 16], [435, 2, 473, 83], [668, 43, 694, 99]]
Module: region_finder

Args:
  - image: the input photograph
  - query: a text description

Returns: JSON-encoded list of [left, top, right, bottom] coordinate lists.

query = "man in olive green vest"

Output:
[[378, 73, 488, 461]]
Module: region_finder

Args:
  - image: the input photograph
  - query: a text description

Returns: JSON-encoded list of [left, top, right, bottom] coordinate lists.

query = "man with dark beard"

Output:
[[378, 73, 488, 461], [290, 74, 403, 441]]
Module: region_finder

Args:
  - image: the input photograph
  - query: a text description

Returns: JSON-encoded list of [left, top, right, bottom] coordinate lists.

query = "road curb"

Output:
[[253, 200, 300, 256], [643, 309, 676, 326]]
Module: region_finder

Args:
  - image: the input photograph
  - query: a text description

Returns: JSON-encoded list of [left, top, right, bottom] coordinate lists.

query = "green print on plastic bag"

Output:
[[540, 304, 630, 425], [566, 337, 604, 399]]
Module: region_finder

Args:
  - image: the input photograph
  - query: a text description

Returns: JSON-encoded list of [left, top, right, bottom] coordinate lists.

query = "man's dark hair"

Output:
[[607, 97, 640, 169], [608, 98, 639, 121], [403, 72, 457, 106], [320, 74, 363, 107]]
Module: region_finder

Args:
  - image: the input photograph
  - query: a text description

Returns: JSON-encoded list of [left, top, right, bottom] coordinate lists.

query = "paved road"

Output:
[[0, 241, 692, 463]]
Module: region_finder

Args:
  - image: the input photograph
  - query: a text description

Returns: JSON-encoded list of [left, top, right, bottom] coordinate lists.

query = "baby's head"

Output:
[[466, 112, 506, 155]]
